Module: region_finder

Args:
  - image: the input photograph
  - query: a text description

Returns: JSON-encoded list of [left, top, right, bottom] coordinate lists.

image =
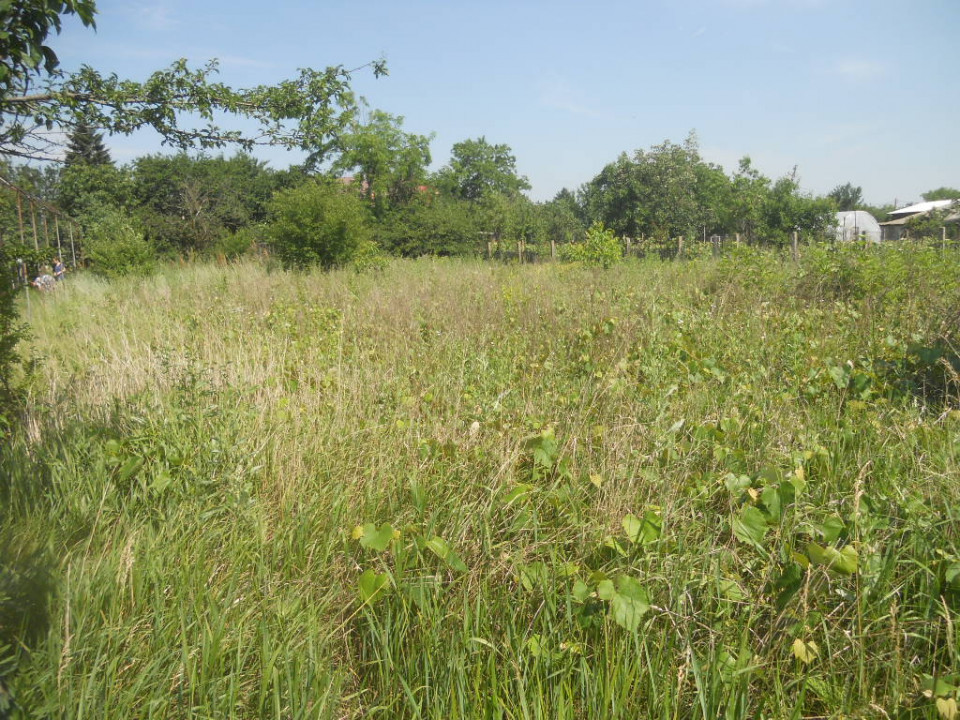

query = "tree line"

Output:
[[3, 121, 896, 277]]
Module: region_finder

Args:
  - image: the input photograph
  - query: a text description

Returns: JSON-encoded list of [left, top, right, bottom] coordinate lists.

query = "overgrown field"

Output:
[[3, 245, 960, 718]]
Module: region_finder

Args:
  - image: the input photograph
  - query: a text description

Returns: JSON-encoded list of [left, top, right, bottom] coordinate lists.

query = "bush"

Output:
[[560, 222, 623, 268], [375, 195, 480, 257], [351, 239, 388, 273], [81, 206, 155, 279], [212, 225, 265, 260], [0, 244, 25, 435], [268, 180, 372, 270]]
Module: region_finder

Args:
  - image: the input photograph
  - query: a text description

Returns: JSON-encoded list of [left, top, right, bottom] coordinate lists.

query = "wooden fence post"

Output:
[[16, 193, 25, 245], [69, 224, 77, 267], [517, 240, 523, 264], [677, 236, 684, 259], [792, 231, 799, 261], [30, 201, 39, 252]]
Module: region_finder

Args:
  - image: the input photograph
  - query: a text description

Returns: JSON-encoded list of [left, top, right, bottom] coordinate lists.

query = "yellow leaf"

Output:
[[351, 525, 365, 540], [937, 697, 959, 720], [589, 473, 604, 489], [792, 638, 818, 664]]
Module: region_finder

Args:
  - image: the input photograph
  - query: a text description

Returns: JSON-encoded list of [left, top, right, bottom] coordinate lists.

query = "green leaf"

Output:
[[806, 543, 858, 576], [358, 569, 390, 604], [425, 536, 468, 573], [117, 456, 144, 483], [602, 535, 628, 556], [922, 673, 960, 699], [724, 473, 751, 497], [829, 365, 850, 390], [358, 523, 395, 552], [623, 510, 662, 544], [571, 579, 592, 603], [518, 562, 549, 593], [760, 485, 781, 521], [150, 470, 173, 494], [526, 634, 548, 659], [609, 576, 650, 631], [502, 483, 536, 505], [733, 506, 768, 548], [596, 579, 616, 601], [717, 578, 747, 602], [945, 561, 960, 591], [818, 514, 846, 543]]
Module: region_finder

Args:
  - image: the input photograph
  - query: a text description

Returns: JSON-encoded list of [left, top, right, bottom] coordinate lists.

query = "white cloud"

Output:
[[538, 76, 607, 120], [120, 3, 179, 31], [831, 58, 886, 81]]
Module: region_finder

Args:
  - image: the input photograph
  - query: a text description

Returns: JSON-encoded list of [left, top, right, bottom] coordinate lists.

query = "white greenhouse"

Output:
[[833, 210, 881, 243]]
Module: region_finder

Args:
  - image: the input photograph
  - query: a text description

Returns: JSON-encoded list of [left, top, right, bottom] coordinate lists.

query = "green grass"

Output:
[[3, 244, 960, 718]]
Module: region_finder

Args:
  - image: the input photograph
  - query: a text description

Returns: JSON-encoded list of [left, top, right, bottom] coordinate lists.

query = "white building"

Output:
[[833, 210, 881, 243]]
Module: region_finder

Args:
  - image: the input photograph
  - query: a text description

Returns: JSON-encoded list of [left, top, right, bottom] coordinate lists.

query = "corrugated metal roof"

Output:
[[888, 199, 956, 216]]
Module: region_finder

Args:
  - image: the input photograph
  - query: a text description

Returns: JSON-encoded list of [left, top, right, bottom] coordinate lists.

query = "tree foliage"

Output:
[[435, 137, 530, 202], [332, 109, 432, 217], [561, 221, 622, 268], [3, 58, 385, 162], [81, 204, 154, 278], [0, 0, 96, 99], [580, 132, 729, 241], [130, 153, 277, 255], [375, 194, 480, 257], [828, 182, 864, 212], [63, 120, 110, 166], [921, 187, 960, 202], [580, 136, 834, 246], [268, 180, 372, 269]]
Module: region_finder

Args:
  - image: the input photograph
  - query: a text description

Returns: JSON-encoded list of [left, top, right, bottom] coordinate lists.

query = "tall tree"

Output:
[[64, 121, 111, 165], [332, 110, 433, 217], [435, 137, 530, 201], [921, 187, 960, 202], [130, 153, 277, 255], [580, 132, 730, 241], [726, 156, 770, 244], [828, 182, 864, 211]]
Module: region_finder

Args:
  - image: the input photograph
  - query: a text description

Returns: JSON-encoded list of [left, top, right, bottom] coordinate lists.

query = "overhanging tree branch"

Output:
[[0, 58, 388, 164]]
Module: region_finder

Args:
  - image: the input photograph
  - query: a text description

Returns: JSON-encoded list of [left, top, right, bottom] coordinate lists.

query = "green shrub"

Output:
[[212, 224, 265, 260], [268, 180, 372, 270], [351, 239, 388, 273], [560, 221, 623, 268], [0, 245, 25, 435], [81, 206, 155, 279]]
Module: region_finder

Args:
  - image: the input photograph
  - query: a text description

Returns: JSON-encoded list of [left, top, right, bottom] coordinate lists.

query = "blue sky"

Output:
[[54, 0, 959, 207]]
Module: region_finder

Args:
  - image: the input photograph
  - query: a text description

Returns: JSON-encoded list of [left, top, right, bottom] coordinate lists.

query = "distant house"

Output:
[[879, 199, 958, 241]]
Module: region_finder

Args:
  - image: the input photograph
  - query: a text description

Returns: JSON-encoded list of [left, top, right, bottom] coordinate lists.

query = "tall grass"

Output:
[[2, 244, 960, 718]]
